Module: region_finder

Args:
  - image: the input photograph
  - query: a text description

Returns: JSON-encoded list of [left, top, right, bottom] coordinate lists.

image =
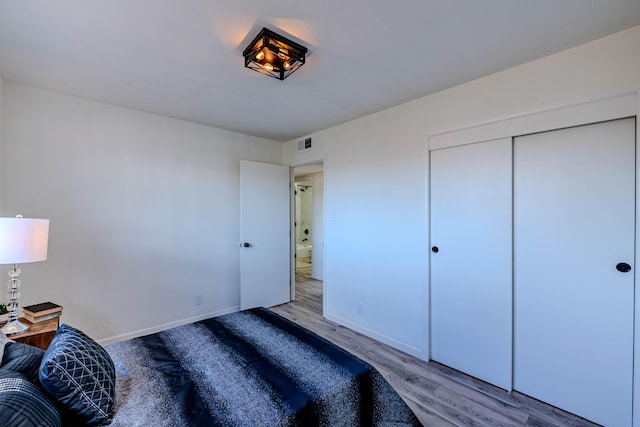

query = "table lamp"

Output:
[[0, 216, 49, 335]]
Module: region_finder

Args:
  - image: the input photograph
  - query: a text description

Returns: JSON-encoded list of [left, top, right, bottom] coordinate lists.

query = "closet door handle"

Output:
[[616, 262, 632, 273], [431, 246, 439, 253], [243, 242, 253, 248]]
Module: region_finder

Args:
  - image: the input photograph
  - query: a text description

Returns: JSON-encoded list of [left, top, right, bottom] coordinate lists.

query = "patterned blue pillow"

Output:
[[39, 324, 115, 426], [0, 370, 61, 427], [0, 331, 9, 360], [1, 341, 45, 383]]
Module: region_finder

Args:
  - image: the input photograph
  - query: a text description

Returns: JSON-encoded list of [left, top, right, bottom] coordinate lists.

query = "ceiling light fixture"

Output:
[[243, 27, 307, 81]]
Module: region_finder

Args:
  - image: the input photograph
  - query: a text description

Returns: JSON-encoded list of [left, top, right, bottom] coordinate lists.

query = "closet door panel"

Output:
[[513, 118, 635, 427], [430, 137, 512, 390]]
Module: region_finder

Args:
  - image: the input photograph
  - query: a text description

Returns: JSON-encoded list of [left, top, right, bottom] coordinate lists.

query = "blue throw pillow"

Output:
[[39, 324, 115, 426], [0, 370, 61, 427], [1, 341, 45, 383], [0, 331, 9, 360]]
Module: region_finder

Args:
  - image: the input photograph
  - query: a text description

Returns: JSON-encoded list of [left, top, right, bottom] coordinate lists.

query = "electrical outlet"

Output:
[[356, 303, 364, 315], [194, 295, 203, 306]]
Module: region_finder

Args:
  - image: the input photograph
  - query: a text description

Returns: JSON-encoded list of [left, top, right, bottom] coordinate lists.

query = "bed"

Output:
[[0, 307, 421, 426], [107, 307, 421, 426]]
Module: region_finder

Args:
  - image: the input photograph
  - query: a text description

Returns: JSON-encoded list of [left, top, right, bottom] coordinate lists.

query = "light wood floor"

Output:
[[271, 260, 600, 427]]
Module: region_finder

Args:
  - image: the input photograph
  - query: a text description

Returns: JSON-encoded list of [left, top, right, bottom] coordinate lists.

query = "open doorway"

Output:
[[292, 162, 324, 310], [294, 176, 313, 273]]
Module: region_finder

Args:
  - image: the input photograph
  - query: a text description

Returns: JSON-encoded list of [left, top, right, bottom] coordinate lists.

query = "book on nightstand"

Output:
[[22, 302, 63, 323]]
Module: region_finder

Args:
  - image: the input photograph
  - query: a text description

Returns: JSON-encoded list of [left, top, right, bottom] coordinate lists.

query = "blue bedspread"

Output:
[[107, 307, 422, 426]]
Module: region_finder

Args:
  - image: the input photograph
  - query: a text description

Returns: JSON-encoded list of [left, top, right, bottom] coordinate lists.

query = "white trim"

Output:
[[289, 166, 296, 301], [423, 142, 431, 362], [635, 96, 640, 427], [429, 91, 637, 151], [290, 157, 328, 314], [322, 154, 328, 318], [324, 311, 425, 359], [97, 305, 240, 346]]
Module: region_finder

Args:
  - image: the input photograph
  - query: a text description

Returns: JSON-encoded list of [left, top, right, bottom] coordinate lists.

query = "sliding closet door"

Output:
[[430, 138, 512, 390], [514, 118, 635, 426]]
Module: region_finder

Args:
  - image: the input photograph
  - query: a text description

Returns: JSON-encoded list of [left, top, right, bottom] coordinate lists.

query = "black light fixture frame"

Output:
[[243, 27, 308, 81]]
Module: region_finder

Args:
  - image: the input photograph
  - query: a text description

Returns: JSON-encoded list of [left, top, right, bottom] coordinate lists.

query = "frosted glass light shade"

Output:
[[0, 218, 49, 264]]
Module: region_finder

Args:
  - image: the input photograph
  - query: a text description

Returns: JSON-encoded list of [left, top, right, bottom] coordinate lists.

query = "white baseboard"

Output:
[[324, 311, 426, 360], [98, 305, 240, 346]]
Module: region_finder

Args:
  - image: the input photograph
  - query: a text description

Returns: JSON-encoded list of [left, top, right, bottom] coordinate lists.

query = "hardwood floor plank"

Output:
[[511, 393, 601, 427], [432, 386, 525, 427], [405, 398, 460, 427], [271, 261, 601, 427]]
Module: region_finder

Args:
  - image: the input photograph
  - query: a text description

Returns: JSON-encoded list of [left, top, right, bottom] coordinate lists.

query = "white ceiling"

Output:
[[1, 1, 639, 142]]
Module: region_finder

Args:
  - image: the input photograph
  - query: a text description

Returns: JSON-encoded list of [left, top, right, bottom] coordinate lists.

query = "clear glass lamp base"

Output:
[[1, 318, 29, 335], [2, 264, 29, 335]]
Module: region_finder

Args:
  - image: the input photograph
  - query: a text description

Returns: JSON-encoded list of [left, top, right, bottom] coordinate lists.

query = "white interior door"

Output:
[[240, 160, 290, 310], [513, 118, 635, 426], [430, 137, 513, 390]]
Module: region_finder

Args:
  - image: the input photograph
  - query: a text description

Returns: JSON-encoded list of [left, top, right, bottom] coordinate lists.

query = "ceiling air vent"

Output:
[[297, 137, 312, 151]]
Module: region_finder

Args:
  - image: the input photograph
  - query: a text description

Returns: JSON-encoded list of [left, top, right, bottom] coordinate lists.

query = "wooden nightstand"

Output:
[[9, 316, 60, 350]]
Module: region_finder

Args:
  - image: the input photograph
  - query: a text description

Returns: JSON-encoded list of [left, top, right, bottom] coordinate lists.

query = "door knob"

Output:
[[243, 242, 252, 248], [431, 246, 439, 253], [616, 262, 631, 273]]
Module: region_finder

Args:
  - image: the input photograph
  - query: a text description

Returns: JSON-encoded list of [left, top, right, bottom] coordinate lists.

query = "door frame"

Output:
[[427, 90, 640, 425], [290, 161, 326, 304]]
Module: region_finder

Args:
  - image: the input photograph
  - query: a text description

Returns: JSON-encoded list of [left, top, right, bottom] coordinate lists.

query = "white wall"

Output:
[[2, 83, 283, 342], [0, 76, 3, 215], [284, 25, 640, 359]]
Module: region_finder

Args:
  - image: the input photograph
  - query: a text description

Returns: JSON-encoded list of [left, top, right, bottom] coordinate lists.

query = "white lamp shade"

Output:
[[0, 218, 49, 264]]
